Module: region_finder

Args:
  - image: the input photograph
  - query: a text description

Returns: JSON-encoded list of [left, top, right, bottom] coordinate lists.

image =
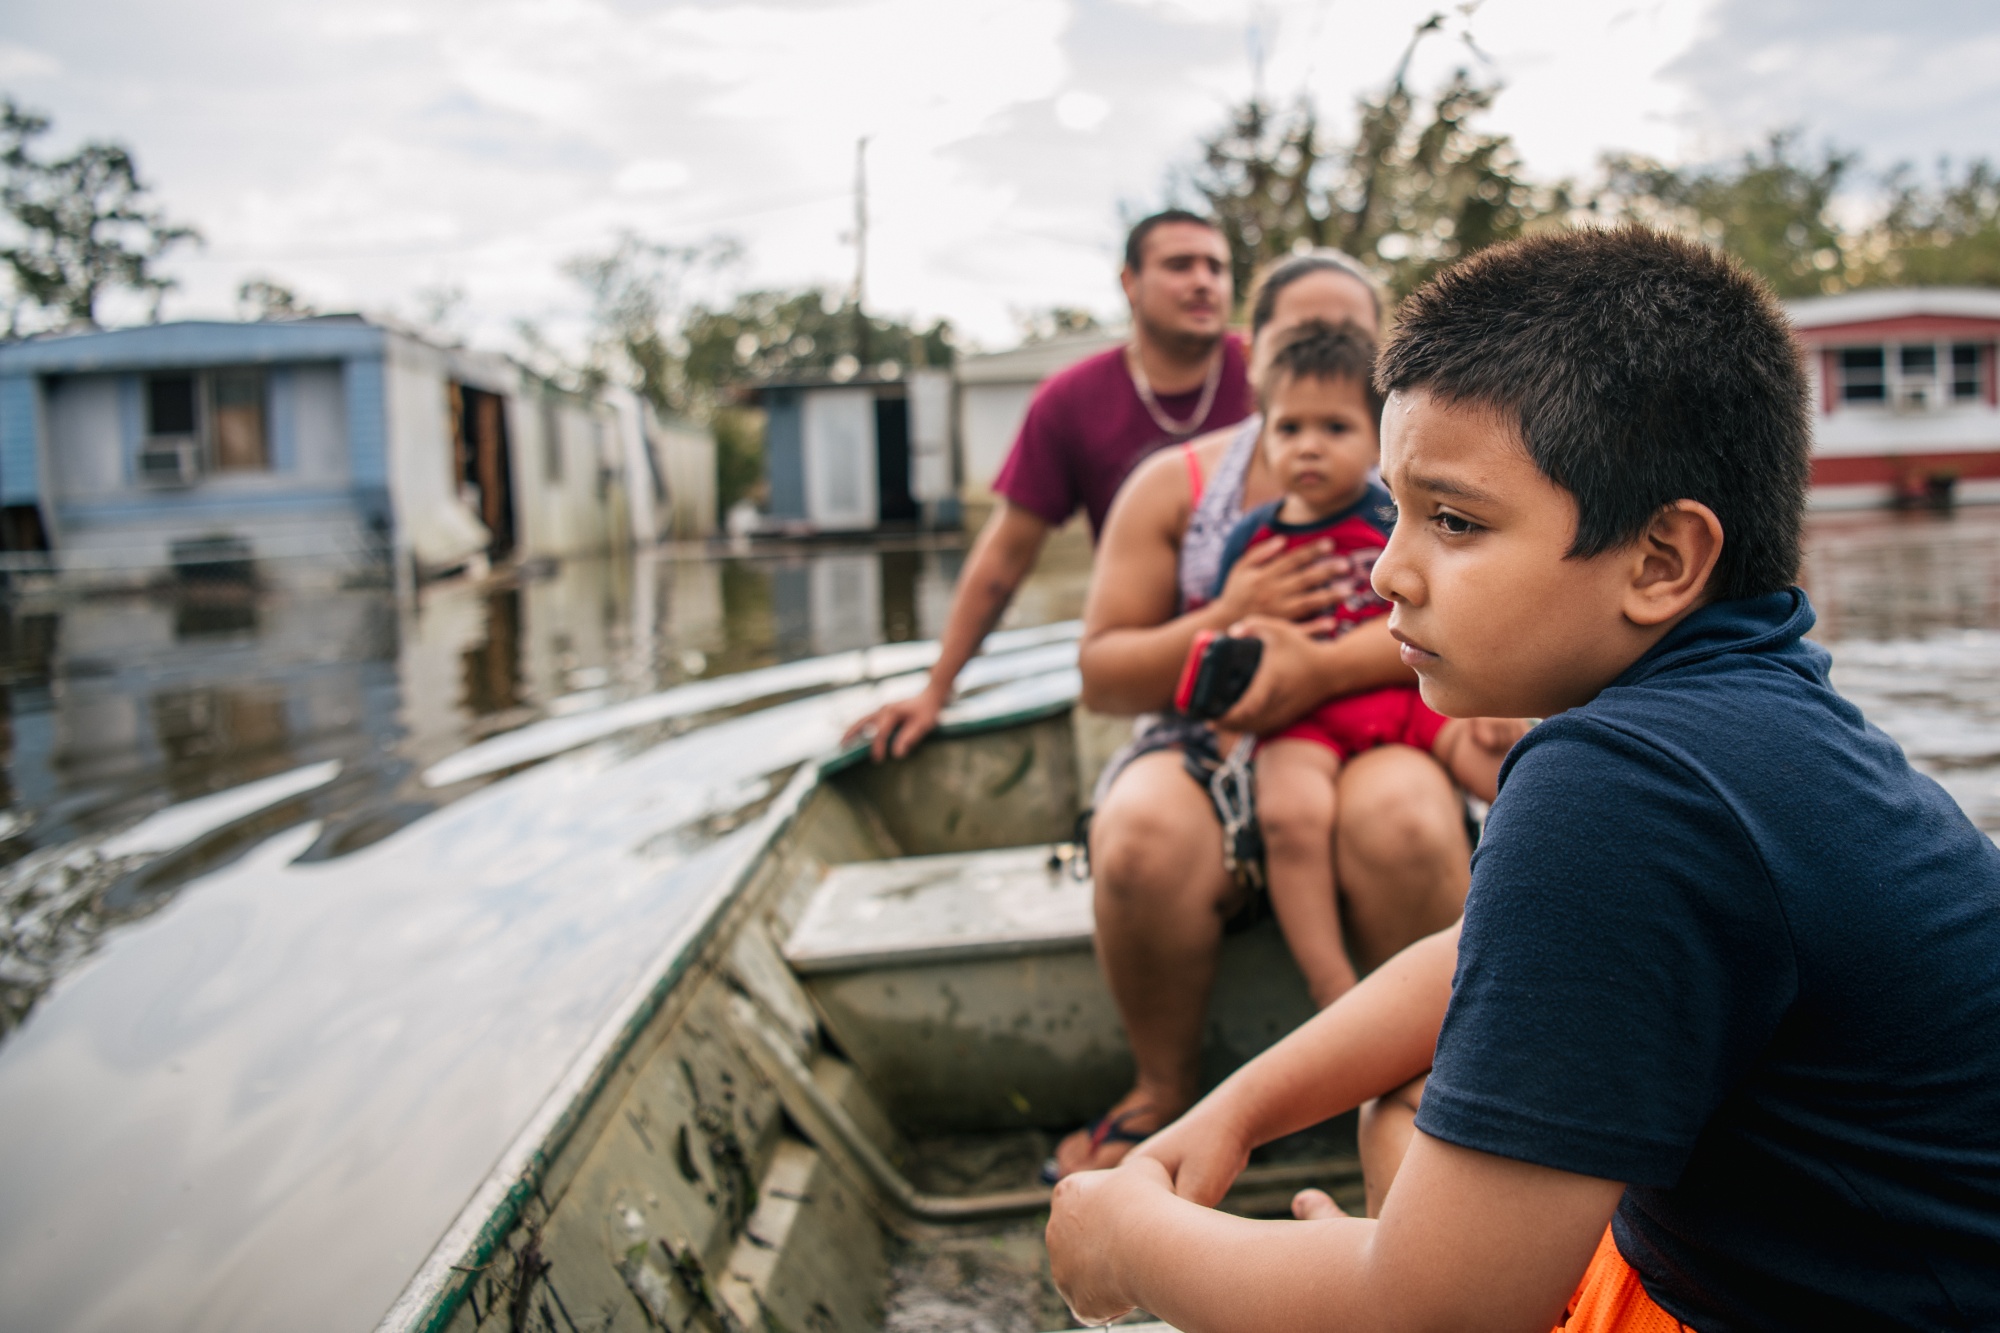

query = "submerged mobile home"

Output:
[[755, 369, 956, 534], [0, 317, 712, 587], [1789, 289, 2000, 508]]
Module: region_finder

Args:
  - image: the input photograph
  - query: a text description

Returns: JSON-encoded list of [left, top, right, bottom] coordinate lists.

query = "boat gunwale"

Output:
[[374, 693, 1081, 1333]]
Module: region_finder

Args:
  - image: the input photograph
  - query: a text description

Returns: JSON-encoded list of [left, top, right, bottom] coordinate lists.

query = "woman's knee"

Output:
[[1091, 759, 1224, 903]]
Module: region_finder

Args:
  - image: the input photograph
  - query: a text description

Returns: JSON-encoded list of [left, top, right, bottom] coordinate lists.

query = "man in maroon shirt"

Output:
[[846, 210, 1253, 757]]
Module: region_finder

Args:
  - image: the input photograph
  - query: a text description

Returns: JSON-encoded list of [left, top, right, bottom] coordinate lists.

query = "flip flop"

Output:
[[1039, 1106, 1157, 1185]]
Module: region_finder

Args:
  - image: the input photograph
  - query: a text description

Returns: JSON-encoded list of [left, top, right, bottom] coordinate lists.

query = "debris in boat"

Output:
[[884, 1222, 1153, 1332]]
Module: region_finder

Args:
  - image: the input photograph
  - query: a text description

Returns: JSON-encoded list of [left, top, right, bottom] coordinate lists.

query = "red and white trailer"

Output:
[[1789, 289, 2000, 508]]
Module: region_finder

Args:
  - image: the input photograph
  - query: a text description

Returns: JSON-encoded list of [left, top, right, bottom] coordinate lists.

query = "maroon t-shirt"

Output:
[[990, 336, 1253, 542]]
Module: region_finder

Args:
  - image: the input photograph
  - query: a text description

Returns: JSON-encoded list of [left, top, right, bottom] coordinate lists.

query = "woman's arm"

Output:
[[1218, 614, 1414, 736], [1079, 451, 1348, 716]]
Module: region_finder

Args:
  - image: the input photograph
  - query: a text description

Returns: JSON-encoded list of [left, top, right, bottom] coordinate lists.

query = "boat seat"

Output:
[[780, 846, 1314, 1133], [784, 846, 1091, 975]]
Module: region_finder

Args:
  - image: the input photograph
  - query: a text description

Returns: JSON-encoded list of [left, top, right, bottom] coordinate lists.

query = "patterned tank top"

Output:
[[1177, 413, 1263, 611]]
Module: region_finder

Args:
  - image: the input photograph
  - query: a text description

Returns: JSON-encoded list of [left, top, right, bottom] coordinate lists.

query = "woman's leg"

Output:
[[1057, 750, 1239, 1175], [1255, 739, 1357, 1008]]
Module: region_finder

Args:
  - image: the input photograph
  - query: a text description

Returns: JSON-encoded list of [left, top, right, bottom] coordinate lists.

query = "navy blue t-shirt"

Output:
[[1415, 589, 2000, 1329]]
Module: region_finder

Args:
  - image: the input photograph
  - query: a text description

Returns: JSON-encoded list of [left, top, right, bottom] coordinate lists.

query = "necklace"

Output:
[[1129, 341, 1225, 438]]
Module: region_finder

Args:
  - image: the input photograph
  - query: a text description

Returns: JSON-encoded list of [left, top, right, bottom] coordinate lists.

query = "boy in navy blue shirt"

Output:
[[1047, 227, 2000, 1330]]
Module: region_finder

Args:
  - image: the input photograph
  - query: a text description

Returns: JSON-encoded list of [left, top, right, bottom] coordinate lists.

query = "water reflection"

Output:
[[0, 537, 1023, 1035]]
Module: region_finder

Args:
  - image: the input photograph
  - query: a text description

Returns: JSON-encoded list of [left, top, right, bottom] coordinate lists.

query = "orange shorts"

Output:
[[1266, 685, 1448, 760], [1554, 1227, 1694, 1333]]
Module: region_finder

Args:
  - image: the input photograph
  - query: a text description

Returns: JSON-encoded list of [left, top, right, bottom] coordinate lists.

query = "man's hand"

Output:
[[1129, 1097, 1254, 1208], [1214, 537, 1349, 630], [842, 686, 946, 761], [1047, 1157, 1174, 1326]]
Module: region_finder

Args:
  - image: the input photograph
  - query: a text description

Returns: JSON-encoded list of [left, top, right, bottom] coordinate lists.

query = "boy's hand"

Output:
[[1046, 1158, 1174, 1326], [1130, 1096, 1255, 1207], [1216, 538, 1349, 629]]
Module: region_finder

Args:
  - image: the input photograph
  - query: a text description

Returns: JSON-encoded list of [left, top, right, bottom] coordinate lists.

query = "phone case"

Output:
[[1174, 632, 1264, 720]]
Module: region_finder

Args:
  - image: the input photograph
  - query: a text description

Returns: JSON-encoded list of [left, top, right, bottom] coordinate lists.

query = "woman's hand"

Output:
[[1047, 1157, 1175, 1326], [1214, 536, 1349, 631]]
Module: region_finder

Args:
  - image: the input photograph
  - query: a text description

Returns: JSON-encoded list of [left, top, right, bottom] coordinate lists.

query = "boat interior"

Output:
[[388, 697, 1363, 1333]]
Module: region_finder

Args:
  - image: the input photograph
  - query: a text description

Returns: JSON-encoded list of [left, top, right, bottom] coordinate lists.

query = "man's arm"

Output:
[[844, 500, 1049, 760], [1079, 452, 1349, 716], [1218, 614, 1413, 736], [1133, 922, 1459, 1207], [1048, 1131, 1623, 1333]]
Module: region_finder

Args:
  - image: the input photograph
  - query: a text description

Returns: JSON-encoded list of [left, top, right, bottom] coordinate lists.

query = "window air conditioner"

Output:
[[139, 437, 201, 488]]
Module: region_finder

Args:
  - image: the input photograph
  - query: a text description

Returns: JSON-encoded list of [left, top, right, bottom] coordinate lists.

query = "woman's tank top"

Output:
[[1177, 414, 1263, 610]]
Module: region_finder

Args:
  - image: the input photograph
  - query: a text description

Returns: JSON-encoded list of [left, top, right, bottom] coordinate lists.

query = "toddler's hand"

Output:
[[1467, 717, 1535, 754]]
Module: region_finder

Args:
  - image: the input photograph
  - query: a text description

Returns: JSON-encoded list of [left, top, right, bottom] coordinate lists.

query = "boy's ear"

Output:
[[1621, 500, 1724, 627]]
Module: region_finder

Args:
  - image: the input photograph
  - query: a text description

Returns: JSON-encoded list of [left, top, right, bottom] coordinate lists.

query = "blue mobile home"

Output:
[[0, 316, 699, 587]]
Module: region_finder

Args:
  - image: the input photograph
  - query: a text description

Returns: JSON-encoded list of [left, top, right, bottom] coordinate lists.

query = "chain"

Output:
[[1129, 342, 1225, 438]]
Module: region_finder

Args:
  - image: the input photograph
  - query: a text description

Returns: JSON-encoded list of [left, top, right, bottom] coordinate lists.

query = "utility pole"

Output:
[[852, 136, 869, 369]]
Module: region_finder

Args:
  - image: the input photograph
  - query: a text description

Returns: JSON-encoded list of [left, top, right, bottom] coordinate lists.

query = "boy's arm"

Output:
[[1079, 455, 1346, 716], [1134, 922, 1459, 1206], [1048, 1131, 1623, 1332]]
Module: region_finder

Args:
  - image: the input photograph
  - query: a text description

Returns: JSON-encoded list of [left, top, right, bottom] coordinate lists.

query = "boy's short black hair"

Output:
[[1262, 319, 1384, 428], [1376, 226, 1811, 601], [1124, 209, 1220, 272]]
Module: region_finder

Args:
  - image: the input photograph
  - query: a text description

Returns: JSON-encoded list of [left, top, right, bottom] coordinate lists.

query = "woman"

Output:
[[1054, 254, 1473, 1178]]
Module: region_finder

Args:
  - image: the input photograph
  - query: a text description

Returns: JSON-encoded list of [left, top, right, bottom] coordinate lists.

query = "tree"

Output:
[[1181, 17, 1565, 302], [1016, 305, 1105, 344], [0, 95, 200, 332], [237, 276, 314, 321], [677, 288, 954, 518], [1588, 134, 1856, 298], [547, 233, 956, 519], [1864, 159, 2000, 289]]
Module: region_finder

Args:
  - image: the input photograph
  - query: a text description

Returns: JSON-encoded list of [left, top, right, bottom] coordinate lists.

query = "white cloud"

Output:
[[0, 41, 62, 81], [613, 159, 692, 196], [1054, 90, 1111, 132], [5, 0, 1997, 354]]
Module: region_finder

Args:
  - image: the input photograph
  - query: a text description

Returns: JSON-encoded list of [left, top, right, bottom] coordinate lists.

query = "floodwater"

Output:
[[0, 508, 1993, 1332]]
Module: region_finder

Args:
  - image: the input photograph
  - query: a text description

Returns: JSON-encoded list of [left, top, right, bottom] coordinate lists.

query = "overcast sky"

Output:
[[3, 0, 1998, 350]]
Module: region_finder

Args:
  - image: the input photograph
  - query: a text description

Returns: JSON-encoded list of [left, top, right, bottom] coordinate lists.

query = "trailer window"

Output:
[[1839, 347, 1885, 402], [1952, 344, 1984, 401], [148, 375, 198, 436]]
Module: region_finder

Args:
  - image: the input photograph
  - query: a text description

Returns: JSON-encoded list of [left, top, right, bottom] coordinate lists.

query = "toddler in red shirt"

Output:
[[1210, 322, 1524, 1007]]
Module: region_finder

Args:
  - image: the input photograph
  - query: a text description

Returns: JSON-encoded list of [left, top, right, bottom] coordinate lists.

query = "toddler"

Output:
[[1211, 321, 1522, 1007]]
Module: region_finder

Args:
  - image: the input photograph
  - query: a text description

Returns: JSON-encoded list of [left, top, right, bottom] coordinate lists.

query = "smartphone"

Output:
[[1173, 630, 1264, 721]]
